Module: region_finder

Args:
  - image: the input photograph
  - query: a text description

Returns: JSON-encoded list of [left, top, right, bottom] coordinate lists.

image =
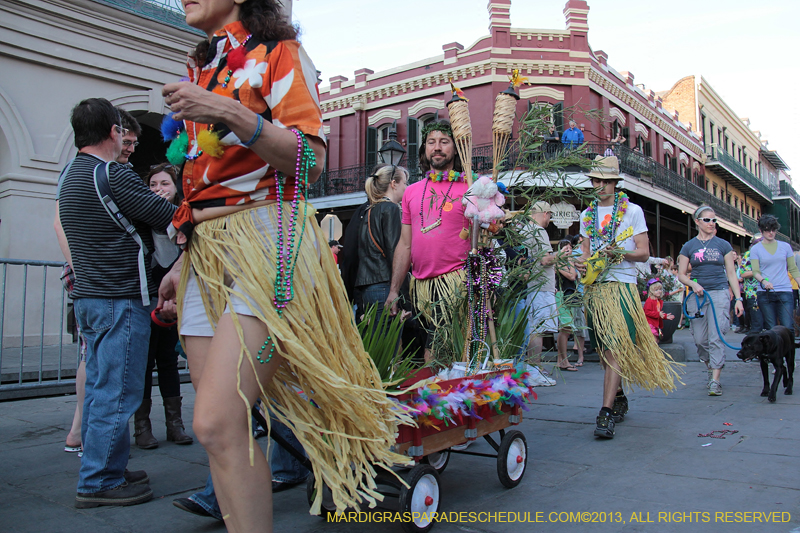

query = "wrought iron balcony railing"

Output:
[[310, 141, 756, 233], [778, 180, 800, 206], [707, 145, 772, 202], [91, 0, 203, 34]]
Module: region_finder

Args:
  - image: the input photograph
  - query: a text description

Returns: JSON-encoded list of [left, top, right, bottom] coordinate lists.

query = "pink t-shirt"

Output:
[[401, 179, 471, 280]]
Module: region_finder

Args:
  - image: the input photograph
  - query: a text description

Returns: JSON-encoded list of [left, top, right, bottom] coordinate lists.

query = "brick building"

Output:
[[316, 0, 773, 258]]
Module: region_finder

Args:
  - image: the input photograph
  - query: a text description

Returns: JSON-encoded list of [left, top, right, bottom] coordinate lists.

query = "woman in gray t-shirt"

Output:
[[677, 206, 743, 397]]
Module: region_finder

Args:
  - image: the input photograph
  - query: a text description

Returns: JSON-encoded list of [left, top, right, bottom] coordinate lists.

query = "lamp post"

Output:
[[378, 123, 406, 166]]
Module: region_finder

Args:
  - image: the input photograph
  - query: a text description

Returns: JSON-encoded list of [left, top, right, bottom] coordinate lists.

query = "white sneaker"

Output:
[[451, 441, 471, 451], [524, 364, 557, 386]]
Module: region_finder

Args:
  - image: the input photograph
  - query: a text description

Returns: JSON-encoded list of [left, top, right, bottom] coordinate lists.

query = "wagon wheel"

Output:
[[421, 449, 451, 475], [399, 464, 440, 533], [496, 430, 527, 488], [306, 472, 338, 520]]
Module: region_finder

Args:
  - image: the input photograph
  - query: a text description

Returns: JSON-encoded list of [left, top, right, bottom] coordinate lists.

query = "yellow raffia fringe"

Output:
[[177, 203, 414, 515], [584, 282, 683, 392], [410, 269, 466, 347]]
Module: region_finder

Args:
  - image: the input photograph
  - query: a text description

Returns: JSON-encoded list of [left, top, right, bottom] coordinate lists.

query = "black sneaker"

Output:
[[594, 412, 615, 439], [75, 481, 153, 508], [124, 469, 149, 485], [611, 396, 628, 423], [173, 497, 220, 520]]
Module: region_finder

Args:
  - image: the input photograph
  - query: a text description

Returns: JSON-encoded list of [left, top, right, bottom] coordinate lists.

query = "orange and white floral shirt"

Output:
[[172, 20, 326, 236]]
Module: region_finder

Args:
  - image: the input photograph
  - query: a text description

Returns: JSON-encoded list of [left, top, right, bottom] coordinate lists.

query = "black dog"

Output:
[[737, 325, 795, 403]]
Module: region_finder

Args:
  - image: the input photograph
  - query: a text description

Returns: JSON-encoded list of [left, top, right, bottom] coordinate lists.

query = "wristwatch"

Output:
[[735, 297, 743, 302]]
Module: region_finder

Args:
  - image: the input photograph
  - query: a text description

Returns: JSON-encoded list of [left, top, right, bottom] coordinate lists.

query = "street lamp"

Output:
[[378, 123, 406, 166]]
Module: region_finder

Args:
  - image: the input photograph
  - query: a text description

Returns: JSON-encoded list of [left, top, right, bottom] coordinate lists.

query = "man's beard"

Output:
[[429, 151, 454, 171]]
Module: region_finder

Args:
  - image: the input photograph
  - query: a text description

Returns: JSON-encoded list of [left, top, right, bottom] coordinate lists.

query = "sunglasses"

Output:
[[699, 218, 717, 223], [150, 164, 174, 170], [115, 125, 129, 136]]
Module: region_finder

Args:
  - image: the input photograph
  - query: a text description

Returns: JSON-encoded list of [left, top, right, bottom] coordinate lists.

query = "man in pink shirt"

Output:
[[385, 120, 471, 362]]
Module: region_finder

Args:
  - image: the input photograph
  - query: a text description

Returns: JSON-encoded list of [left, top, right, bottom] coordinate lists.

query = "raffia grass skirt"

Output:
[[177, 203, 413, 514], [410, 269, 467, 343], [585, 282, 682, 392]]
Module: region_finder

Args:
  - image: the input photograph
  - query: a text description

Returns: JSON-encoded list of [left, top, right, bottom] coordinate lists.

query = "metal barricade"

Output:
[[0, 259, 78, 399]]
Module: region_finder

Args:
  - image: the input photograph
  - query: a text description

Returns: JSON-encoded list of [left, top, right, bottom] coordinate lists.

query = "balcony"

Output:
[[777, 180, 800, 207], [310, 142, 754, 233], [706, 145, 772, 204], [91, 0, 203, 34]]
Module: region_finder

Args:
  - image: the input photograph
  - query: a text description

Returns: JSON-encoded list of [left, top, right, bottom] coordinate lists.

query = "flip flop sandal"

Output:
[[64, 444, 82, 453], [557, 365, 579, 372], [574, 361, 584, 367]]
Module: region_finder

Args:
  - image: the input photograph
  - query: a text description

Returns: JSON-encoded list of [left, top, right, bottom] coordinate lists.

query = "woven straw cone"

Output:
[[492, 93, 516, 135], [491, 93, 516, 180], [448, 100, 473, 184], [448, 100, 472, 138]]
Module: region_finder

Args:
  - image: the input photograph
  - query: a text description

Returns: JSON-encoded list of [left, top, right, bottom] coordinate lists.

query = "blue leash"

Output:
[[682, 292, 742, 350]]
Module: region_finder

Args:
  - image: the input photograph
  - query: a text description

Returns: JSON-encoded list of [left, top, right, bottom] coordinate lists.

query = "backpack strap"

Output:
[[93, 162, 151, 306], [367, 206, 385, 258]]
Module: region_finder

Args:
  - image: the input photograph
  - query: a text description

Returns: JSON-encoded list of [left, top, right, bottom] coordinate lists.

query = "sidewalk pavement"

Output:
[[2, 327, 799, 533]]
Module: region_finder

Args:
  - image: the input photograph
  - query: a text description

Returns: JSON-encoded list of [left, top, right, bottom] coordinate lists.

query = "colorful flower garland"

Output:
[[425, 170, 475, 182], [582, 191, 629, 250], [399, 370, 538, 428]]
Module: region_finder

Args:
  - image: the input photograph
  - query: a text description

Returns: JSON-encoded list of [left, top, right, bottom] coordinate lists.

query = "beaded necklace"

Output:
[[256, 129, 315, 364], [419, 178, 456, 233], [425, 170, 471, 182], [582, 192, 629, 252]]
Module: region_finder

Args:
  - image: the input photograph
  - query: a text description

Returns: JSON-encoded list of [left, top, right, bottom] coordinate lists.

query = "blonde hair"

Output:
[[648, 282, 663, 297], [365, 164, 408, 205]]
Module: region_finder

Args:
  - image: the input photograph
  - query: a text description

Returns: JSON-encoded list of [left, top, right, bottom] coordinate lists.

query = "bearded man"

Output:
[[385, 120, 472, 363]]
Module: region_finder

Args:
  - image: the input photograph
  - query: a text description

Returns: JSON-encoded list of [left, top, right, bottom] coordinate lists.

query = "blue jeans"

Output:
[[74, 297, 151, 493], [190, 416, 308, 519], [757, 290, 794, 331], [357, 282, 390, 324]]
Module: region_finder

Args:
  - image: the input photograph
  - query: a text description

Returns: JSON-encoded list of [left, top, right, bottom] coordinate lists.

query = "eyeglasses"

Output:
[[114, 125, 129, 136], [699, 218, 717, 223], [122, 140, 139, 147]]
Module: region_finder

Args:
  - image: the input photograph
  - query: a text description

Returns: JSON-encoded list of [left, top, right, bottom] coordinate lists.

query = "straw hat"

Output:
[[585, 155, 621, 180]]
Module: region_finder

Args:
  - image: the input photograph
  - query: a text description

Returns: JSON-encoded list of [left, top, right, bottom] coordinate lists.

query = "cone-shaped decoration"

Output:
[[490, 70, 527, 181], [446, 79, 473, 186]]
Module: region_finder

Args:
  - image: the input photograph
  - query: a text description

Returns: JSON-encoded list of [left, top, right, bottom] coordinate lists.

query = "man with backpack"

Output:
[[55, 98, 175, 508]]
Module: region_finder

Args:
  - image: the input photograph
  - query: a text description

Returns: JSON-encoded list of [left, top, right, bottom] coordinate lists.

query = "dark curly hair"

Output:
[[191, 0, 299, 66], [757, 214, 780, 232]]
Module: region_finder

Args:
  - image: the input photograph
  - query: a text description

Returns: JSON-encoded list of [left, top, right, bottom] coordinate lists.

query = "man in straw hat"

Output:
[[577, 156, 680, 439], [385, 119, 471, 363]]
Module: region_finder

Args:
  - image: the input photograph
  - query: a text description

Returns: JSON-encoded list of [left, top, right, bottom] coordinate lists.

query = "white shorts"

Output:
[[178, 206, 320, 337], [528, 291, 558, 335]]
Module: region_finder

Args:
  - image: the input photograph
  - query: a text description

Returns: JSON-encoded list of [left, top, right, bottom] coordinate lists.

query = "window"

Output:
[[713, 183, 718, 196], [377, 124, 392, 150], [709, 121, 714, 144], [726, 192, 731, 204], [701, 115, 707, 149]]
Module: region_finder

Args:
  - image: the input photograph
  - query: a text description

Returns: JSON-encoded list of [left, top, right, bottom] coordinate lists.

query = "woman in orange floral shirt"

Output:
[[157, 2, 411, 530]]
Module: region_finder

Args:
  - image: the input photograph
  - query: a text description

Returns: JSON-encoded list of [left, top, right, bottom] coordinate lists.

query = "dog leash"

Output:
[[682, 290, 742, 350]]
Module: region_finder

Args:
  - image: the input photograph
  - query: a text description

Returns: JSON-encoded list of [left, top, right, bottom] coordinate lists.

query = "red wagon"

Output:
[[306, 367, 532, 533]]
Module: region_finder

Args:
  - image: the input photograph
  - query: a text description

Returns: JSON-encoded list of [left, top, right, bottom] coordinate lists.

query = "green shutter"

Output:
[[553, 102, 564, 134], [366, 126, 377, 168], [407, 117, 418, 178]]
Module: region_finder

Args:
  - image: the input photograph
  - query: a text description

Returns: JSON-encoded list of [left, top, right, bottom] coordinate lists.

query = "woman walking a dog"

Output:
[[677, 206, 744, 396]]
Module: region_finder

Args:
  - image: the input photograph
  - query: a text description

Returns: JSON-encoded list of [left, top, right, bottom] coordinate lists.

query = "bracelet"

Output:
[[241, 114, 263, 148], [735, 297, 743, 302]]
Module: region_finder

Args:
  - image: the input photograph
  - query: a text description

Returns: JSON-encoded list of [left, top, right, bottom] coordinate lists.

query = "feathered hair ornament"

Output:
[[160, 113, 184, 142]]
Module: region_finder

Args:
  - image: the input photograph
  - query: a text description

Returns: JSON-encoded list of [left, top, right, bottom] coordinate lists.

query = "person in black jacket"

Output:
[[355, 164, 409, 323], [556, 238, 579, 371]]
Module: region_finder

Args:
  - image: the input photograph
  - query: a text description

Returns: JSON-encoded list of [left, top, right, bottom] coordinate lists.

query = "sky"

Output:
[[292, 0, 798, 174]]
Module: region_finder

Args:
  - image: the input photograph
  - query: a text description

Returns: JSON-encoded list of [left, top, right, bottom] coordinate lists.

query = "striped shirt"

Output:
[[58, 153, 176, 300]]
